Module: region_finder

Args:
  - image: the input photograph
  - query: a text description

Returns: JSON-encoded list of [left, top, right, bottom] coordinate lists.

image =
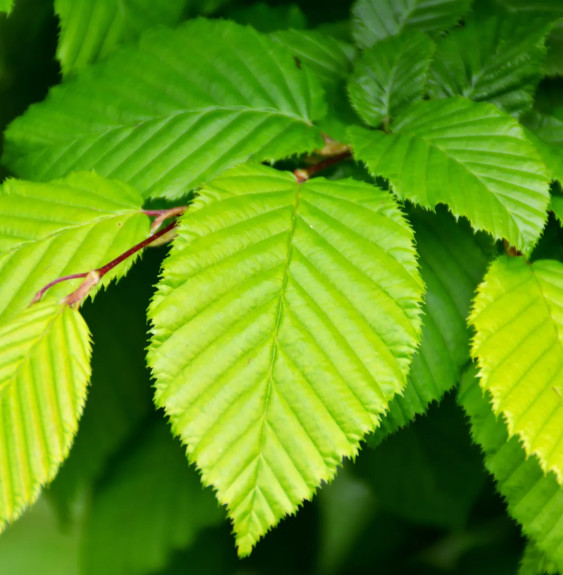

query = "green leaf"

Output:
[[148, 162, 424, 556], [552, 195, 563, 226], [428, 13, 550, 116], [522, 111, 563, 183], [458, 367, 563, 572], [545, 21, 563, 77], [271, 29, 356, 142], [82, 420, 223, 575], [228, 2, 307, 32], [351, 0, 471, 49], [361, 396, 486, 529], [3, 19, 326, 201], [54, 0, 191, 76], [496, 0, 563, 15], [0, 171, 149, 324], [519, 543, 559, 575], [470, 256, 563, 483], [348, 98, 551, 255], [373, 207, 494, 441], [0, 0, 13, 15], [0, 301, 91, 531], [348, 31, 434, 127]]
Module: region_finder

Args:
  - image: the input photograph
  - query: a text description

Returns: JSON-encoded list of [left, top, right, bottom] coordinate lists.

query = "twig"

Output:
[[293, 151, 352, 183]]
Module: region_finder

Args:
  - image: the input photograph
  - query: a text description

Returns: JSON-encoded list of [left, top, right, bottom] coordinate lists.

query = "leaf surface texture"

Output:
[[148, 163, 424, 555]]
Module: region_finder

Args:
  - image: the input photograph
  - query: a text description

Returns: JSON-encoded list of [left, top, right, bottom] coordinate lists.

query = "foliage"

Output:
[[0, 0, 562, 573]]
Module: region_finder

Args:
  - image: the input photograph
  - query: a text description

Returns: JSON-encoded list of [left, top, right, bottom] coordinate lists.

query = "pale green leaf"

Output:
[[373, 207, 494, 440], [519, 543, 559, 575], [82, 420, 223, 575], [0, 301, 91, 530], [428, 13, 550, 116], [458, 367, 563, 572], [0, 171, 149, 324], [148, 162, 424, 556], [470, 256, 563, 482], [55, 0, 191, 76], [348, 31, 434, 127], [348, 98, 551, 255], [351, 0, 471, 49], [0, 0, 13, 15], [3, 19, 326, 201]]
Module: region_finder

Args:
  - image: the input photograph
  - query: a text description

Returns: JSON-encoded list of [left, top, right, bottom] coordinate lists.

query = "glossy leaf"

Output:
[[0, 301, 91, 531], [351, 0, 471, 49], [4, 19, 326, 200], [348, 31, 434, 127], [349, 98, 550, 255], [82, 421, 223, 575], [470, 256, 563, 482], [148, 162, 424, 556], [0, 171, 149, 323], [458, 368, 563, 572], [55, 0, 190, 76], [428, 13, 550, 116]]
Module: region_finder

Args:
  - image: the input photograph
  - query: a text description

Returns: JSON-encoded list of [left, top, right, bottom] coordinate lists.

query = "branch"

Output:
[[294, 150, 352, 183]]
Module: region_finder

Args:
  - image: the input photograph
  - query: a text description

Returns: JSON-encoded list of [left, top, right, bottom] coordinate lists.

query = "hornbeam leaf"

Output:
[[55, 0, 190, 76], [349, 98, 551, 255], [519, 543, 559, 575], [82, 421, 223, 575], [373, 207, 494, 441], [458, 368, 563, 572], [351, 0, 471, 49], [0, 171, 149, 324], [552, 196, 563, 226], [428, 13, 550, 116], [348, 31, 435, 127], [0, 301, 92, 530], [3, 19, 326, 200], [522, 110, 563, 184], [148, 162, 424, 556], [0, 0, 13, 15], [470, 256, 563, 482]]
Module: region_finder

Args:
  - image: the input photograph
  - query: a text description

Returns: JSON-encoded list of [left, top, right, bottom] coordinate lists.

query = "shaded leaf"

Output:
[[148, 162, 424, 555], [55, 0, 191, 76], [82, 420, 223, 575], [228, 2, 307, 32], [349, 98, 550, 255], [348, 31, 434, 127], [519, 542, 559, 575], [458, 367, 563, 572], [428, 13, 550, 116], [0, 301, 91, 530], [0, 171, 149, 323], [4, 19, 326, 200], [470, 256, 563, 482], [522, 110, 563, 183], [351, 0, 471, 49]]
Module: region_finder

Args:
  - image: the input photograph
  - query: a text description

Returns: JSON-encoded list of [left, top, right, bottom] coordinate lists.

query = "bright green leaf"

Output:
[[351, 0, 471, 49], [458, 367, 563, 572], [0, 301, 91, 531], [3, 19, 326, 200], [552, 195, 563, 226], [428, 13, 550, 116], [148, 162, 424, 556], [519, 542, 559, 575], [373, 207, 494, 441], [0, 0, 13, 15], [82, 420, 223, 575], [470, 256, 563, 483], [55, 0, 191, 76], [349, 98, 551, 255], [0, 171, 149, 324], [348, 31, 434, 127]]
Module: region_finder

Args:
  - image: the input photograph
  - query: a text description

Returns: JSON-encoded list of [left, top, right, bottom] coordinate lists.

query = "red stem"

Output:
[[293, 151, 352, 183]]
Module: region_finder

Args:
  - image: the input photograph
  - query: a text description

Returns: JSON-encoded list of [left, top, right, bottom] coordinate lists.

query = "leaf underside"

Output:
[[0, 302, 91, 531], [470, 256, 563, 482], [148, 162, 424, 555], [0, 171, 149, 324], [348, 97, 550, 255], [459, 368, 563, 572], [3, 19, 326, 200]]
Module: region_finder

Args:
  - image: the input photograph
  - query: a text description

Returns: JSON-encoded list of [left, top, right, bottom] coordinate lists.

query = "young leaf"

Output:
[[373, 207, 494, 441], [458, 368, 563, 572], [82, 421, 223, 575], [428, 13, 550, 116], [55, 0, 190, 76], [470, 256, 563, 483], [0, 171, 149, 323], [3, 19, 326, 200], [349, 98, 551, 255], [0, 301, 91, 531], [148, 162, 424, 556], [351, 0, 471, 49], [348, 31, 434, 127]]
